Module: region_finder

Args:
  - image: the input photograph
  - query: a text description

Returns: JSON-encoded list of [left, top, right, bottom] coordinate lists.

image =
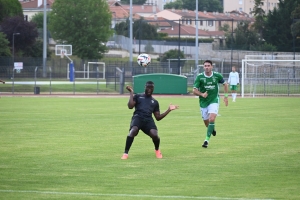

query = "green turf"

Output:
[[0, 96, 299, 200]]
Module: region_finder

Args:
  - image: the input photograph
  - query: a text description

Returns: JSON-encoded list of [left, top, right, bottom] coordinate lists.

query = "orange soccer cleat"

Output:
[[155, 150, 163, 159], [121, 153, 128, 160]]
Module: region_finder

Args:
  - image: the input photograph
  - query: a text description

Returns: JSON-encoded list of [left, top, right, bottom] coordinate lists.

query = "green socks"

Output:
[[205, 122, 215, 141]]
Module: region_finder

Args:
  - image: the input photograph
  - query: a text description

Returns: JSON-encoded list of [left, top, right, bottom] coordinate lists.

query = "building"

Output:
[[223, 0, 279, 15], [151, 9, 254, 33], [145, 0, 173, 11], [19, 0, 54, 21]]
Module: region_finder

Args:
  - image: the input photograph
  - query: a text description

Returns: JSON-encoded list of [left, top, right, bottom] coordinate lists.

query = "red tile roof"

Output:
[[159, 24, 224, 38], [20, 0, 54, 9]]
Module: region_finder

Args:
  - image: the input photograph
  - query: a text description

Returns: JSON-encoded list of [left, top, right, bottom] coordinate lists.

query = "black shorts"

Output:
[[129, 115, 157, 135]]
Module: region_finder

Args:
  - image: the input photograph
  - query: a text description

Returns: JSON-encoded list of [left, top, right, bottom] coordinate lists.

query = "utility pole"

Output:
[[43, 0, 47, 77]]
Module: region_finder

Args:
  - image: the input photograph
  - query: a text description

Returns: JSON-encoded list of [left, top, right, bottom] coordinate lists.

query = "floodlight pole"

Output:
[[129, 0, 133, 68], [195, 0, 199, 69], [178, 19, 181, 75], [231, 18, 234, 68], [12, 32, 20, 94], [43, 0, 47, 77], [292, 18, 300, 79]]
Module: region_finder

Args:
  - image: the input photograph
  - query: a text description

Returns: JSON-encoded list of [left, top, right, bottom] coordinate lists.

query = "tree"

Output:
[[49, 0, 113, 60], [250, 0, 265, 38], [30, 13, 45, 29], [0, 0, 23, 23], [115, 18, 158, 40], [164, 0, 183, 9], [263, 0, 300, 52], [22, 40, 52, 58], [225, 21, 276, 51], [291, 5, 300, 42], [1, 16, 38, 55], [158, 49, 185, 62], [164, 0, 222, 12], [120, 0, 147, 5], [0, 32, 11, 56]]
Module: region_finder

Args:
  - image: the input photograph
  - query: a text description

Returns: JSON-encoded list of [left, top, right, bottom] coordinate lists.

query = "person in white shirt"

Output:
[[228, 66, 239, 102]]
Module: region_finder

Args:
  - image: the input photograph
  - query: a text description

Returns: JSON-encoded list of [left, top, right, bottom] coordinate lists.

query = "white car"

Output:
[[106, 41, 119, 49]]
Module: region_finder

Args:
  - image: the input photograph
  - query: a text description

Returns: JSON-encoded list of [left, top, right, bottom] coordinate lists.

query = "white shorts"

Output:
[[200, 103, 219, 120]]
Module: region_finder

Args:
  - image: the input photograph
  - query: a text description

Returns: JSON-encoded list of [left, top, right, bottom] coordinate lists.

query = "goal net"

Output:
[[241, 58, 300, 97], [69, 62, 105, 80]]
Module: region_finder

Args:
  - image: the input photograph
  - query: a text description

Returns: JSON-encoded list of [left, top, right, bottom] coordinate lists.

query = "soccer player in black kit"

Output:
[[121, 81, 179, 159]]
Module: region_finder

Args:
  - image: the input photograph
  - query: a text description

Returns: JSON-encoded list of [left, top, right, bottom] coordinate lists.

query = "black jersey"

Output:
[[133, 94, 160, 119]]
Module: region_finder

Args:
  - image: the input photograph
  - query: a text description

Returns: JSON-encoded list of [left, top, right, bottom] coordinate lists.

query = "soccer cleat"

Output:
[[121, 153, 128, 160], [212, 129, 217, 136], [202, 141, 208, 148], [155, 150, 163, 159]]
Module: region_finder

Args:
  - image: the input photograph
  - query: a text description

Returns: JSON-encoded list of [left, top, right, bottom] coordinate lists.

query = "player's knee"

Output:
[[149, 130, 159, 139], [129, 126, 139, 137], [209, 116, 216, 122]]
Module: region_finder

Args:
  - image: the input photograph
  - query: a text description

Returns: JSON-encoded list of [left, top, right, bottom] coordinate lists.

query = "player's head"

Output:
[[144, 81, 154, 96], [232, 66, 236, 72], [203, 60, 213, 66], [203, 60, 213, 74]]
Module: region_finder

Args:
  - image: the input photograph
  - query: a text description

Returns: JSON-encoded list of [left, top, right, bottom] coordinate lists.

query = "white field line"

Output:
[[0, 190, 274, 200], [5, 81, 109, 85]]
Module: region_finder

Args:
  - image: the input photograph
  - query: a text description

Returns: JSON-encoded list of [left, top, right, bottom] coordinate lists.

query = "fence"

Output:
[[1, 54, 300, 96]]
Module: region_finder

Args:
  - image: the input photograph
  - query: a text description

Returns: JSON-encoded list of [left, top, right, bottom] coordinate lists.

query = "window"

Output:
[[239, 0, 243, 4], [239, 8, 243, 11], [200, 20, 203, 26], [208, 21, 214, 27]]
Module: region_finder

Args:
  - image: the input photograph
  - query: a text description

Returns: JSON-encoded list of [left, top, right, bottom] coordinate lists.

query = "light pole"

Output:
[[178, 19, 181, 75], [43, 0, 47, 77], [12, 33, 20, 62], [12, 32, 20, 94], [292, 18, 300, 78]]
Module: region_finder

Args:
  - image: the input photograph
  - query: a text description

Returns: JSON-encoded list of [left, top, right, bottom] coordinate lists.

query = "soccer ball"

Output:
[[137, 54, 151, 67]]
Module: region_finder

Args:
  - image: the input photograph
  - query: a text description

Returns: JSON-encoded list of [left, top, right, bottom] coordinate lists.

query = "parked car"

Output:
[[106, 41, 119, 49]]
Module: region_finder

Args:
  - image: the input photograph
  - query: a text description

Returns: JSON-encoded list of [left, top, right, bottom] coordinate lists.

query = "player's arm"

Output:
[[126, 85, 135, 109], [153, 104, 179, 121], [193, 88, 208, 98]]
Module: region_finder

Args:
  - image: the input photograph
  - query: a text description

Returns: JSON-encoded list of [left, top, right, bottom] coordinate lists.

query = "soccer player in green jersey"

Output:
[[193, 60, 229, 148]]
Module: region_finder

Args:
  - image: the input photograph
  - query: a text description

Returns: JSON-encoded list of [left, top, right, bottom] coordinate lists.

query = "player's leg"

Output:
[[144, 121, 162, 158], [121, 117, 141, 159], [231, 85, 237, 102], [203, 119, 216, 136], [202, 103, 219, 148], [230, 85, 234, 101]]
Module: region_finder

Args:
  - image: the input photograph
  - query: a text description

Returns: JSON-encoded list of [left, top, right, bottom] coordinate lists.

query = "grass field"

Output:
[[0, 96, 299, 200]]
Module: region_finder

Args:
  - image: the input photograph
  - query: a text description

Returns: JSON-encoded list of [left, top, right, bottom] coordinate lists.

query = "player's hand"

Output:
[[201, 91, 208, 98], [224, 97, 228, 107], [126, 85, 133, 93], [2, 82, 4, 84], [169, 103, 179, 111]]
